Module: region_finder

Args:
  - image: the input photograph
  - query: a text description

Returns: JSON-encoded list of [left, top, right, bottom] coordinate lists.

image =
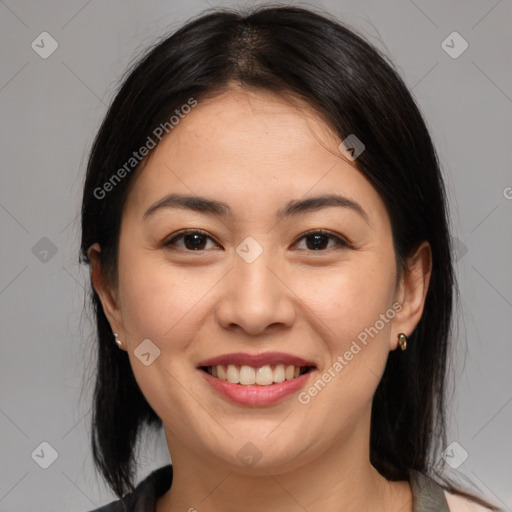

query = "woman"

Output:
[[80, 5, 500, 511]]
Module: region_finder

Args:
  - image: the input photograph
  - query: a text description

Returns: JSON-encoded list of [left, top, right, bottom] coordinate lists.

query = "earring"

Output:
[[398, 333, 407, 351], [113, 333, 122, 347]]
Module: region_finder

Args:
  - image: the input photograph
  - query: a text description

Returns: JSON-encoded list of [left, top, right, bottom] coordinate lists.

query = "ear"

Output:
[[88, 242, 126, 350], [391, 240, 432, 351]]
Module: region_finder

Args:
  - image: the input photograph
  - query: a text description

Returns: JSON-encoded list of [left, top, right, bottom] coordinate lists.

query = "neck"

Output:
[[156, 411, 412, 512]]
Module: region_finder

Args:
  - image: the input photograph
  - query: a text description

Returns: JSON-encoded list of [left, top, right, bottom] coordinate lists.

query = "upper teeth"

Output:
[[208, 364, 304, 386]]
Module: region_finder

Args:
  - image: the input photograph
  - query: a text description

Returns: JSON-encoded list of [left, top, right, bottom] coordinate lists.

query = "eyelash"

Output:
[[163, 229, 351, 252]]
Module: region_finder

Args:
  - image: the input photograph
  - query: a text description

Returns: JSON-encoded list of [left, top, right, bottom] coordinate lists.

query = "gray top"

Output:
[[88, 465, 451, 512]]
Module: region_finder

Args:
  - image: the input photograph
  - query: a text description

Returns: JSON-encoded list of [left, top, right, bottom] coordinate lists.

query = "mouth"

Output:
[[196, 352, 317, 406], [200, 364, 315, 386]]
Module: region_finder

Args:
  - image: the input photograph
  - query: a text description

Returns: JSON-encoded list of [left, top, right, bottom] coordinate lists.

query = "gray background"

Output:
[[0, 0, 511, 510]]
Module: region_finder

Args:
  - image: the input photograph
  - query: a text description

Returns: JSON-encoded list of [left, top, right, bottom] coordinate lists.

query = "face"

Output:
[[91, 86, 429, 474]]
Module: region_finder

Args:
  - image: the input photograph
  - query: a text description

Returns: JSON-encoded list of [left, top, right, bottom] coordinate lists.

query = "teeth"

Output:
[[226, 364, 239, 384], [239, 365, 256, 385], [208, 364, 310, 386], [273, 364, 285, 383], [218, 365, 227, 380], [255, 365, 274, 385]]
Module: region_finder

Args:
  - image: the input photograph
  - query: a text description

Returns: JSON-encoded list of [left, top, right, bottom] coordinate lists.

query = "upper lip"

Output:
[[197, 352, 316, 368]]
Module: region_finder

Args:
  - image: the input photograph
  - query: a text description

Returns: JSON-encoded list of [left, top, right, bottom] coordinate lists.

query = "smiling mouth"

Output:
[[200, 364, 315, 386]]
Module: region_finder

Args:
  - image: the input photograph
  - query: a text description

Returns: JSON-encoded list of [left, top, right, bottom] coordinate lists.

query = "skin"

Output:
[[89, 85, 432, 512]]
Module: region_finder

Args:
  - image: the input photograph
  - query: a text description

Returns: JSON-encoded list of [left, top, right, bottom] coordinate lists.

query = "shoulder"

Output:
[[85, 497, 130, 512], [85, 501, 124, 512], [409, 469, 497, 512], [444, 490, 496, 512], [85, 464, 173, 512]]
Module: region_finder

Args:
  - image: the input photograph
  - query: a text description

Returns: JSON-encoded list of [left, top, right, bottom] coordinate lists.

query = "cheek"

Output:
[[115, 252, 211, 423], [293, 257, 396, 344], [298, 259, 396, 411], [116, 248, 208, 342]]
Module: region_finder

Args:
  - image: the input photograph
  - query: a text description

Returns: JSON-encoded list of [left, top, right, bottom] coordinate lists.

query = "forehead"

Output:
[[123, 88, 388, 227]]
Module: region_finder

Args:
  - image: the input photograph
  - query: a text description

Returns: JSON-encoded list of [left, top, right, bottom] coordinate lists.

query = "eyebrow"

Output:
[[142, 193, 370, 225]]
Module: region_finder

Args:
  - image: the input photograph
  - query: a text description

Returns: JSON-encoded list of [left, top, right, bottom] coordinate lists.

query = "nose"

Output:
[[215, 247, 296, 336]]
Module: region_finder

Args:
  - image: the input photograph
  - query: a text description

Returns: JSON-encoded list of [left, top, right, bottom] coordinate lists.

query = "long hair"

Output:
[[79, 5, 498, 509]]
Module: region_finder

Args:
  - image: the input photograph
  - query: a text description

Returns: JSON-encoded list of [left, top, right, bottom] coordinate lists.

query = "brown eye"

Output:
[[295, 230, 350, 251], [164, 230, 220, 251], [163, 229, 351, 252]]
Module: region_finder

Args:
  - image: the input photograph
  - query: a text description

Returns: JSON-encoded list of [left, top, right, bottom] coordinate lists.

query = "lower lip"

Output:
[[199, 369, 314, 406]]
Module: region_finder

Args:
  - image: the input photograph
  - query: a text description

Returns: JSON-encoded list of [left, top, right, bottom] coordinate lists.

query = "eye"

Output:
[[163, 229, 351, 252], [163, 229, 220, 251], [294, 230, 350, 251]]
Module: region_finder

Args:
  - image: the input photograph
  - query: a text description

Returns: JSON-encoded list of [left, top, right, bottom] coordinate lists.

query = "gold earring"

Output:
[[114, 333, 122, 347], [398, 333, 407, 351]]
